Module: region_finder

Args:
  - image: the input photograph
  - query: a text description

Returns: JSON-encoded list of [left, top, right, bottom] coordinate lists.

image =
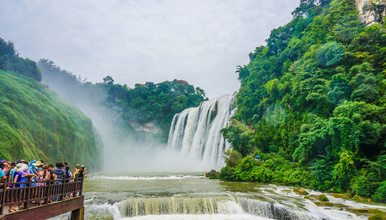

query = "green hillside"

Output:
[[0, 70, 101, 169], [0, 38, 101, 169], [219, 0, 386, 202]]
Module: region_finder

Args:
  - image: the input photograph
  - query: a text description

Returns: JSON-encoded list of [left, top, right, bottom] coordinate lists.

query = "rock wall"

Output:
[[356, 0, 386, 25], [130, 122, 161, 134]]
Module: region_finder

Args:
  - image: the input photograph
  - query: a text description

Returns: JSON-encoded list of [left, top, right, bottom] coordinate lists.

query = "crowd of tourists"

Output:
[[0, 160, 86, 212]]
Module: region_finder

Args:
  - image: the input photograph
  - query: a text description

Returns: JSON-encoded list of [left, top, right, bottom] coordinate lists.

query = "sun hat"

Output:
[[15, 163, 28, 172], [81, 165, 85, 168], [76, 164, 80, 167], [32, 161, 44, 167]]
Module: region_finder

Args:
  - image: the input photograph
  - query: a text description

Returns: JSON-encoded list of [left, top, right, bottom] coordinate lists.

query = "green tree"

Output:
[[0, 38, 41, 81], [221, 121, 255, 157], [103, 75, 114, 85]]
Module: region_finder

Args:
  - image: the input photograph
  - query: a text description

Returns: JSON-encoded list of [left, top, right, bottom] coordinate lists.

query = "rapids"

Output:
[[52, 173, 386, 219]]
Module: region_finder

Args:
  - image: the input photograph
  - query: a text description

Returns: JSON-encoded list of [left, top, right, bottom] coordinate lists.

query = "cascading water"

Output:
[[167, 94, 236, 170], [76, 174, 385, 220], [116, 196, 317, 219], [117, 196, 239, 217]]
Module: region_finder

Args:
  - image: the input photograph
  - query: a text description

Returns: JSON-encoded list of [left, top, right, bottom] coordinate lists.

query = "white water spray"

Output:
[[167, 94, 235, 170]]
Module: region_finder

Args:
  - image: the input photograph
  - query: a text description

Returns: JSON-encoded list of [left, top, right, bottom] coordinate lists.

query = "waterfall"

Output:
[[237, 198, 314, 220], [115, 196, 317, 219], [167, 94, 236, 170], [117, 197, 238, 217]]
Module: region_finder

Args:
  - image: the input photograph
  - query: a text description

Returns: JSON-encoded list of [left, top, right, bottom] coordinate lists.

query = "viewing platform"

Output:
[[0, 177, 85, 220]]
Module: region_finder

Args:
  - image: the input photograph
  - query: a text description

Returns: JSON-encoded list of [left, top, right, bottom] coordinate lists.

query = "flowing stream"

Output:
[[53, 173, 386, 219]]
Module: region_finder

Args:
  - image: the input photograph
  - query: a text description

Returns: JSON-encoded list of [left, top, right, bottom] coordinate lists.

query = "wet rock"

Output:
[[317, 194, 329, 202], [331, 193, 351, 200], [294, 187, 308, 195], [206, 170, 219, 179], [352, 195, 368, 203], [315, 201, 334, 207], [368, 214, 385, 220]]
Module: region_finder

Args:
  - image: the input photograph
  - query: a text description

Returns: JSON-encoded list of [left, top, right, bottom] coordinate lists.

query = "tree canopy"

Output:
[[38, 59, 207, 141], [219, 0, 386, 202], [0, 38, 41, 81]]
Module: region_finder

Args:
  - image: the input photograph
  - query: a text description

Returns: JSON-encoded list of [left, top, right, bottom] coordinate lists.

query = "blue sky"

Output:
[[0, 0, 299, 98]]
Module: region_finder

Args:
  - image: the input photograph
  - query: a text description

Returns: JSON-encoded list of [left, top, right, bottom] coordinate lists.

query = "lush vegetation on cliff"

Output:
[[0, 38, 41, 81], [0, 39, 101, 169], [220, 0, 386, 202], [37, 59, 207, 141]]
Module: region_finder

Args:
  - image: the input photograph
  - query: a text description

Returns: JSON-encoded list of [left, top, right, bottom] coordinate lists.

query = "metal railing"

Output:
[[0, 176, 84, 215]]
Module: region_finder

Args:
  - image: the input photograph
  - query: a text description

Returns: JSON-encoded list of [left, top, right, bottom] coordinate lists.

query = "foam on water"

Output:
[[325, 194, 386, 211], [79, 192, 379, 220], [123, 214, 271, 220], [84, 202, 121, 219]]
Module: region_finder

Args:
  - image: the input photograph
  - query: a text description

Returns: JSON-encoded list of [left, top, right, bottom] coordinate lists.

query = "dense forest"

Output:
[[37, 59, 207, 141], [0, 38, 101, 169], [218, 0, 386, 202]]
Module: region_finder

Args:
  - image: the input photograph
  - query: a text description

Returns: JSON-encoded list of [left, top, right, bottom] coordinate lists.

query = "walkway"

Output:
[[0, 177, 85, 220]]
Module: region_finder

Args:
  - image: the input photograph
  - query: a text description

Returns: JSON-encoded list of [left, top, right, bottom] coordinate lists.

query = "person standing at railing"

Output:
[[48, 164, 57, 181], [8, 162, 16, 184], [77, 165, 86, 181], [7, 162, 17, 212], [38, 165, 50, 184], [13, 163, 27, 187], [52, 163, 65, 201], [47, 164, 57, 203], [54, 163, 65, 184], [30, 161, 44, 182], [12, 163, 36, 211], [14, 163, 36, 187], [64, 162, 72, 181], [0, 162, 6, 182], [65, 166, 72, 182], [71, 164, 80, 179]]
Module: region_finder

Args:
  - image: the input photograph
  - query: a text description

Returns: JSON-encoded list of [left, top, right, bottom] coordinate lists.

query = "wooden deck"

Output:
[[0, 177, 85, 220]]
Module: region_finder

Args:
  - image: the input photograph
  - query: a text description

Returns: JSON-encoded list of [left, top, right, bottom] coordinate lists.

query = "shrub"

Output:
[[219, 166, 236, 181], [372, 181, 386, 202]]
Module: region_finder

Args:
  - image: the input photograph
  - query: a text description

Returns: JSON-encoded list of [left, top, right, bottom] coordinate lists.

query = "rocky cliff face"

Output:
[[130, 122, 161, 134], [356, 0, 386, 25]]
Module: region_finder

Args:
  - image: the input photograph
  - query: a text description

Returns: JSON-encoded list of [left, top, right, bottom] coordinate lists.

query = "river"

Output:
[[53, 172, 385, 220]]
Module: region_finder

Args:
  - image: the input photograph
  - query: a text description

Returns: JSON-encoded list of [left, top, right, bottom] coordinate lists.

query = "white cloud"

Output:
[[0, 0, 299, 98]]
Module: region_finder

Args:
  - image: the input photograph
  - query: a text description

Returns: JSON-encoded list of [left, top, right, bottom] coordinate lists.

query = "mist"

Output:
[[66, 97, 218, 173], [103, 138, 216, 173], [38, 61, 221, 173]]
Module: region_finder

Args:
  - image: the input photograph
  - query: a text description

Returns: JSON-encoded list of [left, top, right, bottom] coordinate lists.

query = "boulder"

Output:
[[294, 187, 309, 195]]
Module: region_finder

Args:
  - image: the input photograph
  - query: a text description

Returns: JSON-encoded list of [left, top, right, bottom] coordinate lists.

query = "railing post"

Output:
[[79, 177, 83, 196], [45, 179, 51, 205], [24, 178, 32, 209], [62, 178, 66, 200], [74, 176, 78, 197], [0, 181, 7, 215]]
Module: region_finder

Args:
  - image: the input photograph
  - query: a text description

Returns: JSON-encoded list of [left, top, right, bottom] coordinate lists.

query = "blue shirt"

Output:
[[9, 168, 15, 182], [0, 170, 5, 179], [14, 171, 28, 187]]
